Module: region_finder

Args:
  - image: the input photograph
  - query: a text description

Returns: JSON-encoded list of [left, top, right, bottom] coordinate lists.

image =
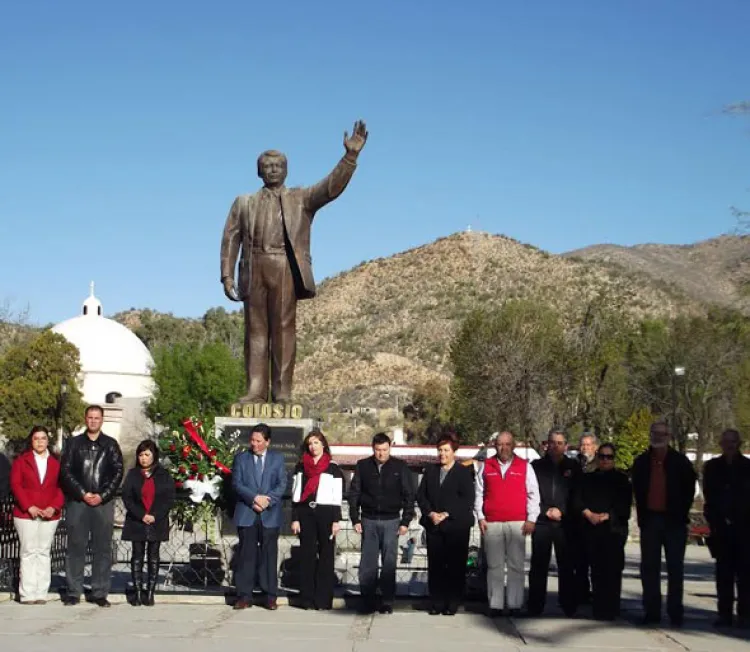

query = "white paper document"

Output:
[[315, 474, 343, 506]]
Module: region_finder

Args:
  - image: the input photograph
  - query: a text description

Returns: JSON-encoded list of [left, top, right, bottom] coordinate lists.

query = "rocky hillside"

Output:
[[291, 231, 700, 411], [565, 235, 750, 313], [109, 231, 728, 415]]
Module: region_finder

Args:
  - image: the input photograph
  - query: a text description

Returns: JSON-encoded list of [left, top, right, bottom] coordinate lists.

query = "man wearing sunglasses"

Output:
[[527, 428, 581, 617], [632, 421, 697, 627]]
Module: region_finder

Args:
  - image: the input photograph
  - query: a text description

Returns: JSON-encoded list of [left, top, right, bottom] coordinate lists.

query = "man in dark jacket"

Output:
[[527, 428, 581, 616], [703, 429, 750, 628], [60, 405, 124, 607], [632, 421, 697, 627], [348, 432, 416, 614]]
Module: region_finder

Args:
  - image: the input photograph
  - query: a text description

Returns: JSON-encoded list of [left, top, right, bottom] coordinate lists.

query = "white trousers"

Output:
[[13, 517, 59, 602], [484, 521, 526, 610]]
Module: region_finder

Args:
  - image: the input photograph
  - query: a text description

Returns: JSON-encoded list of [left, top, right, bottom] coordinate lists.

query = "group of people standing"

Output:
[[3, 409, 749, 631], [5, 405, 174, 607]]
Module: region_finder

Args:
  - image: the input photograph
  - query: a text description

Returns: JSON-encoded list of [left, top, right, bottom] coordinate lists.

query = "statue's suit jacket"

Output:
[[220, 153, 358, 301]]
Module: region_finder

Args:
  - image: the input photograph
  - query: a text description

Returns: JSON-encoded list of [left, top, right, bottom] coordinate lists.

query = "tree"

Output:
[[449, 301, 565, 445], [552, 299, 633, 438], [625, 310, 750, 464], [146, 342, 244, 431], [402, 380, 453, 443], [0, 331, 85, 444], [613, 408, 653, 471]]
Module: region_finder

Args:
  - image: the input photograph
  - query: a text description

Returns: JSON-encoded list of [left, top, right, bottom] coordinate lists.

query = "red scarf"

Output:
[[300, 452, 331, 502]]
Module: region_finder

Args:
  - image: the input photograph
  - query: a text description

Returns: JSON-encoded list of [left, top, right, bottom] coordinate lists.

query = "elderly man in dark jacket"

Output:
[[632, 421, 696, 627], [527, 428, 581, 616], [349, 432, 416, 614], [703, 429, 750, 628]]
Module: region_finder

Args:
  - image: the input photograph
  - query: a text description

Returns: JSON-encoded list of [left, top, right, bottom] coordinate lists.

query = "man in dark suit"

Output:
[[703, 429, 750, 628], [632, 421, 697, 627], [231, 423, 288, 610], [220, 121, 368, 402], [528, 428, 581, 616]]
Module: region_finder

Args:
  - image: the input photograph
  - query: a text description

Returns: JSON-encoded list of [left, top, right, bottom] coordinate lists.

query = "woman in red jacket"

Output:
[[10, 426, 65, 604]]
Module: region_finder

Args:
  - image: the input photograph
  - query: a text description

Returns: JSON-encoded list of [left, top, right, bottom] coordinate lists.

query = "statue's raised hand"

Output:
[[344, 120, 368, 155]]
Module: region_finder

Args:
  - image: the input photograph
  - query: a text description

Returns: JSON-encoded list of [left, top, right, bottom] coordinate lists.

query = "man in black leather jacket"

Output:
[[527, 428, 581, 616], [60, 405, 124, 607]]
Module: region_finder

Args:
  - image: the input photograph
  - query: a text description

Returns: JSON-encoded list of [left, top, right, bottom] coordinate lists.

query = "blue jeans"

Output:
[[359, 518, 400, 604]]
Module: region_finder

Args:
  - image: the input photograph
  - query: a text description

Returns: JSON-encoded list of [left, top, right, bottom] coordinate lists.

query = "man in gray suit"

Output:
[[232, 423, 288, 610], [220, 121, 368, 403]]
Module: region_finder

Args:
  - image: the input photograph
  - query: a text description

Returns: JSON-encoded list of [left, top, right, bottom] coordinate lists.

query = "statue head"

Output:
[[257, 150, 288, 188]]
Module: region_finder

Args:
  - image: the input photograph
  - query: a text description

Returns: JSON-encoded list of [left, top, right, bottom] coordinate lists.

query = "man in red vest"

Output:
[[475, 431, 540, 616]]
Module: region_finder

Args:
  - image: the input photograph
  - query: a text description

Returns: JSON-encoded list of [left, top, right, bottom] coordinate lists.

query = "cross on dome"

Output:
[[82, 281, 103, 317]]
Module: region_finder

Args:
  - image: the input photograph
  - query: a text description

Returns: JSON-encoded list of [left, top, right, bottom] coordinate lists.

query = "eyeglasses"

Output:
[[597, 453, 615, 460]]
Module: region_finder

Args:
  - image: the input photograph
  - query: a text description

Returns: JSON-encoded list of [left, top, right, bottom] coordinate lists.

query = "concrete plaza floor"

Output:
[[1, 544, 749, 651]]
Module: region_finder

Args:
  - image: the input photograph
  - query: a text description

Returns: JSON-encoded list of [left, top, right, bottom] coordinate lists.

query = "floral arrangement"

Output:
[[158, 417, 239, 532]]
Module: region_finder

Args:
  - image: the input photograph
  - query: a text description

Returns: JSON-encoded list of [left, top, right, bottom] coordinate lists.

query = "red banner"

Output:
[[182, 418, 232, 475]]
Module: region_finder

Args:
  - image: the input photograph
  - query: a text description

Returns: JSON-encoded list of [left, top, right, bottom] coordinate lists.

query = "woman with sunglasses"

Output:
[[574, 443, 632, 620]]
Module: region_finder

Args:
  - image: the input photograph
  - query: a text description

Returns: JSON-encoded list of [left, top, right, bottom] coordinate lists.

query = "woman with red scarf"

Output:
[[121, 440, 175, 606], [290, 430, 345, 610]]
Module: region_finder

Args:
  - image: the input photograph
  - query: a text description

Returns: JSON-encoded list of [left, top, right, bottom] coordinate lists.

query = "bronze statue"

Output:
[[220, 121, 368, 403]]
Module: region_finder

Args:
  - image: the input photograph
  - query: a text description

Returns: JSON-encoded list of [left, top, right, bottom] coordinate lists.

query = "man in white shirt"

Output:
[[475, 431, 540, 616]]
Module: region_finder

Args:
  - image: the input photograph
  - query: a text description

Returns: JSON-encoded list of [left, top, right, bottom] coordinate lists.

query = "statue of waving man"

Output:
[[220, 121, 368, 403]]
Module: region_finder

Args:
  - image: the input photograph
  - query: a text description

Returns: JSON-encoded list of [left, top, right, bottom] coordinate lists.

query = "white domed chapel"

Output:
[[52, 284, 154, 448]]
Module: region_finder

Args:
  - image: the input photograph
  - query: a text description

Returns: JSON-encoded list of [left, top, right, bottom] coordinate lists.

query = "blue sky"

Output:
[[1, 1, 749, 325]]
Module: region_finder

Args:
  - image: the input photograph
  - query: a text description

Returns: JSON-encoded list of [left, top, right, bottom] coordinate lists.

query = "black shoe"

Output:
[[142, 588, 155, 607], [378, 604, 393, 614], [94, 598, 111, 608], [641, 614, 660, 626], [442, 606, 457, 616], [669, 616, 684, 629], [736, 617, 750, 629], [63, 596, 80, 606], [132, 587, 143, 607], [714, 616, 732, 628], [509, 608, 521, 618], [428, 604, 442, 615], [488, 608, 503, 618], [358, 600, 376, 615]]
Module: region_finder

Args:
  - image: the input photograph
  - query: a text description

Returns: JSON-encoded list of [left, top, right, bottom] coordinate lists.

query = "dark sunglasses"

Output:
[[597, 453, 615, 460]]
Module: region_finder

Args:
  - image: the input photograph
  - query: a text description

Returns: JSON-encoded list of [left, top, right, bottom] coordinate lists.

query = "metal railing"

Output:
[[0, 494, 485, 598]]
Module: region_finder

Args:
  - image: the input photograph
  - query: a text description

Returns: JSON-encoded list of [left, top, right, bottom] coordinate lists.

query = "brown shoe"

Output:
[[34, 600, 47, 605], [234, 598, 252, 610], [266, 597, 278, 611]]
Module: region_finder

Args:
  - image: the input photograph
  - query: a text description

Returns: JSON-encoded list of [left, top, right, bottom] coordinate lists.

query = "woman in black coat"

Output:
[[417, 433, 475, 615], [574, 442, 632, 620], [122, 439, 175, 606], [290, 430, 345, 610]]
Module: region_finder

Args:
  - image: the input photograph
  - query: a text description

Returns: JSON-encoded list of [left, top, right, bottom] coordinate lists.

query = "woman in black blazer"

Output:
[[290, 430, 345, 610], [121, 440, 175, 606], [417, 433, 475, 615]]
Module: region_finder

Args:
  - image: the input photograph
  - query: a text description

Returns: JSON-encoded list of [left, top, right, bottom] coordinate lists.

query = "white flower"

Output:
[[184, 476, 223, 504]]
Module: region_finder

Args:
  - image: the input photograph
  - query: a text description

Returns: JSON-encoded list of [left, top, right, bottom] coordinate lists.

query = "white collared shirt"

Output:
[[33, 450, 49, 484]]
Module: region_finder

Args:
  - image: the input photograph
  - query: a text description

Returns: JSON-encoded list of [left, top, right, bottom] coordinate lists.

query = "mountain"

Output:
[[564, 235, 750, 314], [290, 231, 701, 412], [112, 231, 735, 419]]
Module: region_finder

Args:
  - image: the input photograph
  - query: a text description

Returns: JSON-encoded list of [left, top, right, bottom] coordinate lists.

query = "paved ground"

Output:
[[2, 544, 749, 651]]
